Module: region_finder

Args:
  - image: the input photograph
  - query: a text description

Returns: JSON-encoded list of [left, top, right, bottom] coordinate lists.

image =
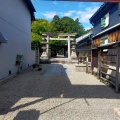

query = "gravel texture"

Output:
[[0, 63, 120, 120]]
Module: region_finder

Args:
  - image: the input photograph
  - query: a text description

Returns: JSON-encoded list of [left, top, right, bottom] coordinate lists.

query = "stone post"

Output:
[[70, 39, 77, 60], [68, 36, 71, 59], [46, 35, 49, 57]]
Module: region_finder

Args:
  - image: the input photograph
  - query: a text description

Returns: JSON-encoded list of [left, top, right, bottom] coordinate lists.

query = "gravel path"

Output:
[[0, 63, 120, 120]]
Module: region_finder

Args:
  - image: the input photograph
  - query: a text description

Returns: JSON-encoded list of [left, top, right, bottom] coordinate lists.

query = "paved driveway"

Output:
[[0, 63, 120, 120]]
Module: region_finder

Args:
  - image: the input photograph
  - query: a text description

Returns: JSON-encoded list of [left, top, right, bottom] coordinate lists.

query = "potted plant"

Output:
[[15, 54, 24, 73]]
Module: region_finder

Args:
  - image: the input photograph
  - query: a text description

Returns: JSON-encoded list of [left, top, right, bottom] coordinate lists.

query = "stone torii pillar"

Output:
[[46, 35, 50, 57], [68, 35, 71, 59]]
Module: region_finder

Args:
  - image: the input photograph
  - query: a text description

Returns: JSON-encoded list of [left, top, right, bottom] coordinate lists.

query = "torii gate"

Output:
[[42, 32, 77, 59]]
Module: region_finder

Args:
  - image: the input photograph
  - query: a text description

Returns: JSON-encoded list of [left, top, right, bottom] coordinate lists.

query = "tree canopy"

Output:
[[31, 19, 54, 49], [51, 15, 85, 37], [31, 16, 92, 50], [50, 15, 86, 48]]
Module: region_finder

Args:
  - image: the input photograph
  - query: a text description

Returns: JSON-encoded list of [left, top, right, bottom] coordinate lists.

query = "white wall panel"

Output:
[[0, 0, 35, 79]]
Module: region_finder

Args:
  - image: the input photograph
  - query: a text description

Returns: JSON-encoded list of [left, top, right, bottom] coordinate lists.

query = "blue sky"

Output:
[[31, 0, 103, 30]]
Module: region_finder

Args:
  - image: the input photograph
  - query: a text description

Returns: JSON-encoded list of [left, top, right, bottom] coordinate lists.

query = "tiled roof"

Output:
[[76, 31, 92, 43]]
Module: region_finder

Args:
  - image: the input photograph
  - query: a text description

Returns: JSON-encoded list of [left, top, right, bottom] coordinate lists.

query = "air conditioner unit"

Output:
[[0, 33, 7, 43]]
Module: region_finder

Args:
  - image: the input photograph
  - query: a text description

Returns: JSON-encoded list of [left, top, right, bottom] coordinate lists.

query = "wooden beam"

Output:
[[97, 50, 101, 79], [86, 56, 88, 73], [115, 46, 120, 93], [49, 38, 73, 40], [58, 33, 77, 36], [41, 32, 77, 37]]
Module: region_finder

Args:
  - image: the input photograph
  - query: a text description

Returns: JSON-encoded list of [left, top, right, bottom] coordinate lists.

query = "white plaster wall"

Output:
[[30, 50, 36, 64], [0, 0, 35, 80]]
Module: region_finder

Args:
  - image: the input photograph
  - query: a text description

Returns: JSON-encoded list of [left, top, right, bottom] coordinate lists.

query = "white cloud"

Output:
[[40, 11, 69, 19], [76, 6, 100, 23], [84, 26, 92, 30], [38, 5, 100, 25], [73, 16, 79, 20], [40, 11, 57, 19], [63, 10, 76, 17]]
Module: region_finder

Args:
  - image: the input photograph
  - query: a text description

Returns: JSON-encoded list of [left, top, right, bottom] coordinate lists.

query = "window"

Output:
[[101, 17, 106, 28], [100, 36, 109, 45], [101, 13, 109, 28]]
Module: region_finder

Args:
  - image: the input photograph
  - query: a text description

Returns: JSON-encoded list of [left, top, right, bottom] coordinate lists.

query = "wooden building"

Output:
[[90, 3, 120, 92], [75, 32, 92, 73], [76, 31, 92, 50], [76, 31, 92, 63]]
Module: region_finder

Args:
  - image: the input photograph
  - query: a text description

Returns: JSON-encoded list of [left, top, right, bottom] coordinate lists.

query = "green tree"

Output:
[[51, 16, 85, 38], [31, 18, 54, 49], [50, 15, 86, 51], [51, 15, 61, 32], [31, 16, 87, 53], [31, 32, 42, 50], [85, 28, 93, 34], [51, 15, 60, 24], [60, 16, 75, 33], [74, 18, 85, 38]]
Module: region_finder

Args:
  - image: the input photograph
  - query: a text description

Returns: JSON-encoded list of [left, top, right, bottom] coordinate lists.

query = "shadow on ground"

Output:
[[13, 109, 40, 120], [0, 63, 120, 118]]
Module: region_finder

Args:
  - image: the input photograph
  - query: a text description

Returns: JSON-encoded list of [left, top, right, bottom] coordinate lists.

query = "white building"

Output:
[[0, 0, 36, 80]]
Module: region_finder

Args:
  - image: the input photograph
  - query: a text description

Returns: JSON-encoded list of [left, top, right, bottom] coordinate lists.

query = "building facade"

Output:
[[0, 0, 36, 80], [90, 3, 120, 70], [90, 2, 120, 92], [76, 31, 92, 50], [90, 3, 120, 35], [76, 31, 92, 63]]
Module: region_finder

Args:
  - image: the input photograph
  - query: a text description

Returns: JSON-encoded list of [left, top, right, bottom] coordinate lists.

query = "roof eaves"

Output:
[[89, 2, 107, 23], [93, 23, 120, 39], [23, 0, 36, 20], [76, 31, 92, 43], [97, 41, 120, 49]]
